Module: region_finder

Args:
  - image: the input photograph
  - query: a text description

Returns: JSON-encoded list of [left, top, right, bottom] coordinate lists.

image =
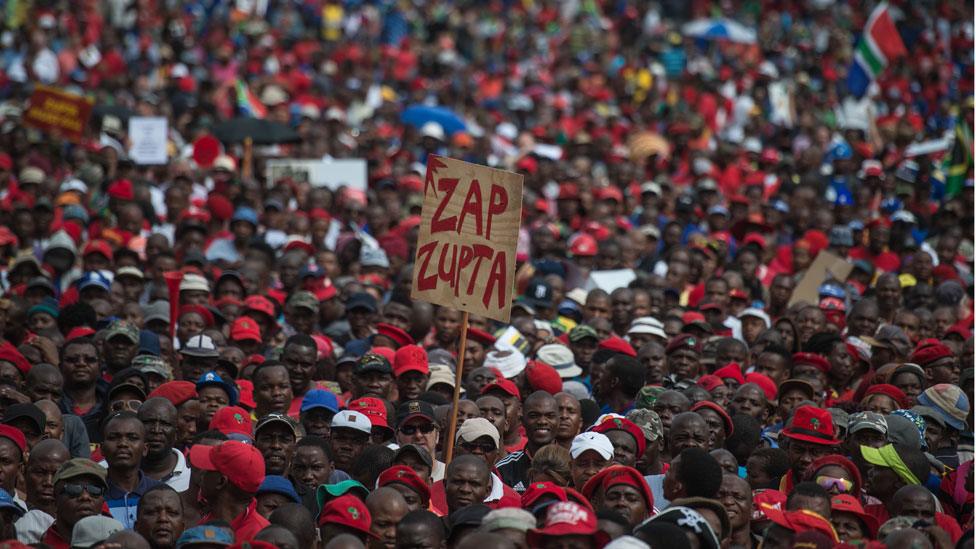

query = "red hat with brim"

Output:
[[780, 405, 840, 446], [377, 465, 430, 503], [148, 381, 197, 407], [374, 322, 414, 348], [526, 502, 609, 549], [188, 441, 265, 493], [318, 494, 378, 538], [580, 465, 654, 512], [760, 504, 839, 542], [521, 481, 568, 509], [829, 495, 878, 538], [393, 345, 429, 377], [481, 379, 521, 400], [467, 327, 497, 347]]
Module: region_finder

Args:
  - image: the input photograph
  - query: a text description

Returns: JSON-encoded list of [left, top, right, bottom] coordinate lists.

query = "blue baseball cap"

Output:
[[176, 526, 234, 548], [301, 389, 339, 414], [195, 371, 239, 406], [0, 488, 24, 517], [77, 271, 111, 292], [818, 283, 846, 299], [256, 475, 301, 504], [231, 207, 259, 226]]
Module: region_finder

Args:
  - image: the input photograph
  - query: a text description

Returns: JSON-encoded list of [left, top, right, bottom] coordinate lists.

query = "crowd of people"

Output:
[[0, 0, 973, 549]]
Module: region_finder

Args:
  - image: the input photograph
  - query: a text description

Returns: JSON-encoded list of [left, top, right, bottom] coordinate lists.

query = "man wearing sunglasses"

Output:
[[41, 457, 109, 549], [395, 400, 445, 481]]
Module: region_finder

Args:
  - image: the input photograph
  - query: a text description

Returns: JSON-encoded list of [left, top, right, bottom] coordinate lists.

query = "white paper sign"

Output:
[[265, 158, 367, 191], [584, 269, 637, 293], [128, 117, 168, 165]]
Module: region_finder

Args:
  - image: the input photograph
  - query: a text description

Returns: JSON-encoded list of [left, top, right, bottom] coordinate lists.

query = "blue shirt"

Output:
[[105, 471, 161, 528]]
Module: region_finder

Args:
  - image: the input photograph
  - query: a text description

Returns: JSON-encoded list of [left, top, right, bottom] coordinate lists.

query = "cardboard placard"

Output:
[[128, 117, 168, 165], [411, 156, 523, 323], [22, 85, 94, 143], [788, 250, 854, 306], [265, 158, 367, 191]]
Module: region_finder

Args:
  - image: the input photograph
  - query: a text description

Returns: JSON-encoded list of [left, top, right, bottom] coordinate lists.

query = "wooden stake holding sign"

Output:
[[410, 155, 524, 463]]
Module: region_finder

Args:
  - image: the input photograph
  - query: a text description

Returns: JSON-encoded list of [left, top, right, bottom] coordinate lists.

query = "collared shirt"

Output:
[[199, 499, 269, 543], [105, 471, 162, 528], [156, 449, 191, 493]]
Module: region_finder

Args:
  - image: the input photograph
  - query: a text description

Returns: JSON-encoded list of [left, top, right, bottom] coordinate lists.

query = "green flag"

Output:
[[945, 117, 973, 198]]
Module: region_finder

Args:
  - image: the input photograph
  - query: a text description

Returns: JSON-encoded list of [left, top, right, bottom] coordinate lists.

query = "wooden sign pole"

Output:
[[443, 311, 471, 464]]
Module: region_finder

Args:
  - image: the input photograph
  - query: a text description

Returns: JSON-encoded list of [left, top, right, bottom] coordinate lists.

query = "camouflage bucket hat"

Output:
[[626, 408, 663, 442], [635, 386, 666, 410]]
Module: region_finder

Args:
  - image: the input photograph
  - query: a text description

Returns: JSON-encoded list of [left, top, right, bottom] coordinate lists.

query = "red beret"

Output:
[[481, 378, 521, 400], [467, 327, 497, 347], [0, 344, 30, 375], [148, 381, 198, 407], [745, 372, 777, 400], [599, 336, 637, 357], [374, 322, 413, 349], [792, 352, 830, 374], [179, 304, 215, 328], [591, 416, 646, 457], [862, 383, 909, 408], [691, 400, 735, 436], [522, 481, 567, 509], [82, 239, 113, 259], [581, 465, 654, 512], [206, 194, 235, 222], [377, 465, 430, 503], [0, 424, 26, 452], [696, 374, 724, 392], [666, 333, 701, 355], [107, 179, 134, 201], [714, 362, 745, 385], [525, 360, 563, 395], [909, 339, 953, 366]]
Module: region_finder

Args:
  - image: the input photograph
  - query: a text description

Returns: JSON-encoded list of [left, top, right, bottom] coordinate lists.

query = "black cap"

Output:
[[2, 403, 45, 434], [393, 443, 433, 468], [521, 278, 553, 308], [346, 292, 378, 313], [448, 505, 491, 538], [396, 400, 436, 428], [353, 352, 392, 376]]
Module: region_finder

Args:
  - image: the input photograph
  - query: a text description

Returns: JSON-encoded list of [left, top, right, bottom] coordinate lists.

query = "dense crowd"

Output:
[[0, 1, 972, 549]]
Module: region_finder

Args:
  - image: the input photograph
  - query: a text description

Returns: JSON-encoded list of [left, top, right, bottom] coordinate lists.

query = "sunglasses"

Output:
[[399, 423, 436, 436], [111, 399, 142, 413], [61, 483, 105, 498], [460, 441, 496, 454], [816, 475, 854, 493]]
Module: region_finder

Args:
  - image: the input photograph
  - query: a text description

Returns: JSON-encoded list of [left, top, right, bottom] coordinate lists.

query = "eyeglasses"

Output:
[[399, 423, 436, 436], [111, 399, 142, 413], [460, 440, 496, 454], [816, 475, 854, 493], [60, 483, 105, 498], [64, 355, 98, 364]]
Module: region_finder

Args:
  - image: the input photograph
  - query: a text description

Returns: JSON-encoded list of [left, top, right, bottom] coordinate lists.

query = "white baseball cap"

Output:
[[738, 308, 771, 328], [331, 410, 372, 434], [570, 431, 613, 460], [179, 273, 210, 293], [456, 417, 500, 447]]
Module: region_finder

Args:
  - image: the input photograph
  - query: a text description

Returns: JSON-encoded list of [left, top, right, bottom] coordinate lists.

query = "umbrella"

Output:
[[212, 118, 301, 145], [401, 105, 467, 136], [628, 132, 671, 161], [682, 18, 757, 44]]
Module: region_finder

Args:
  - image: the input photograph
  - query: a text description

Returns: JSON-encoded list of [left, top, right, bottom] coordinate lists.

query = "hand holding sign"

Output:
[[411, 156, 524, 323]]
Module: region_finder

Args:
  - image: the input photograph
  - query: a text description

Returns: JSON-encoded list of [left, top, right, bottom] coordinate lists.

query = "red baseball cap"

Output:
[[230, 317, 262, 343], [481, 378, 521, 400], [829, 494, 878, 538], [467, 328, 496, 347], [346, 397, 390, 429], [598, 336, 637, 357], [318, 494, 376, 538], [570, 234, 598, 257], [909, 339, 953, 366], [591, 417, 646, 457], [752, 489, 787, 521], [244, 295, 275, 318], [666, 333, 701, 355], [209, 406, 254, 438], [761, 504, 838, 542], [82, 239, 113, 259], [188, 441, 265, 493], [393, 345, 429, 377], [0, 424, 26, 452], [377, 465, 430, 503], [148, 381, 197, 407], [521, 481, 567, 509], [527, 502, 608, 548], [792, 352, 830, 374]]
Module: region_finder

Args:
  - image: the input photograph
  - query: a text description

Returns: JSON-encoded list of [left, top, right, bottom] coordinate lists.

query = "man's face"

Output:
[[523, 397, 557, 447], [0, 440, 21, 495], [696, 409, 727, 450], [301, 408, 334, 440], [611, 290, 633, 327], [176, 400, 200, 449], [668, 349, 700, 381], [26, 449, 68, 514], [770, 277, 794, 306], [569, 338, 598, 369], [255, 367, 294, 414], [718, 475, 752, 530], [290, 445, 332, 490], [61, 344, 100, 386], [604, 484, 647, 527], [669, 417, 708, 456], [55, 475, 106, 528], [396, 371, 428, 402], [396, 522, 443, 549], [466, 368, 496, 396], [104, 335, 137, 369], [925, 357, 960, 385], [370, 497, 409, 549], [894, 491, 936, 521], [353, 371, 393, 399], [893, 312, 919, 343], [638, 344, 666, 385], [445, 463, 489, 512], [651, 393, 688, 432], [255, 492, 292, 519], [255, 423, 297, 476], [282, 344, 317, 396], [330, 428, 370, 472], [102, 418, 147, 470], [741, 317, 766, 345], [555, 394, 582, 442], [730, 386, 766, 420], [477, 396, 508, 439], [138, 401, 178, 460], [584, 297, 610, 321], [605, 430, 638, 468], [136, 487, 185, 549], [755, 352, 788, 385], [785, 439, 834, 478], [396, 418, 439, 457], [572, 450, 610, 491]]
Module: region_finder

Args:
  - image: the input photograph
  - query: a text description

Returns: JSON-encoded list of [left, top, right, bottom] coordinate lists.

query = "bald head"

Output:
[[884, 528, 934, 549], [29, 438, 69, 461], [26, 363, 63, 402], [105, 530, 151, 549], [891, 485, 936, 521], [324, 534, 366, 549], [446, 454, 490, 480], [366, 486, 409, 548], [524, 390, 556, 408], [268, 503, 316, 549], [366, 486, 408, 514], [255, 525, 299, 549]]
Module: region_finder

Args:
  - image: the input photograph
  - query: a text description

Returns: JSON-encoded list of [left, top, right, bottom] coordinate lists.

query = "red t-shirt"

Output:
[[41, 524, 70, 549], [199, 499, 269, 543]]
